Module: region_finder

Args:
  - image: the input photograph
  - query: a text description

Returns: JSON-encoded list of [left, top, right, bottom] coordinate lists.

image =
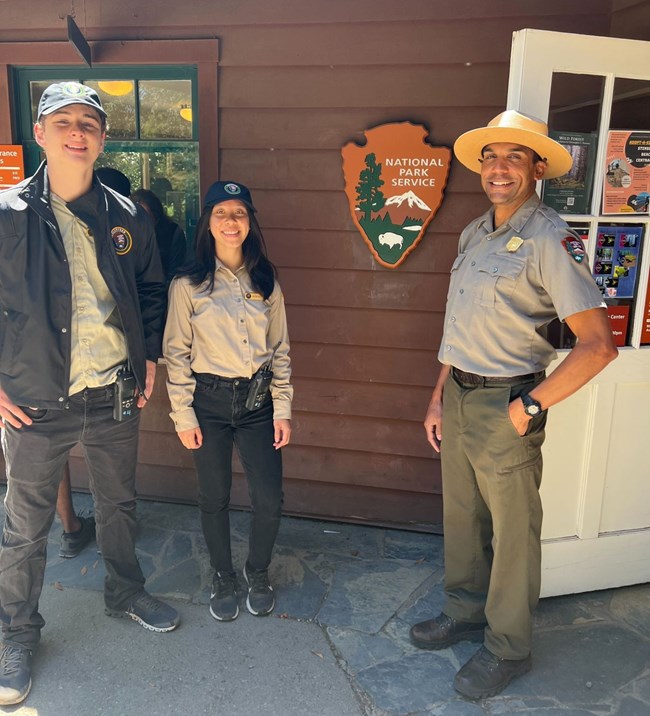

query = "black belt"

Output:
[[451, 367, 544, 387], [194, 372, 251, 389]]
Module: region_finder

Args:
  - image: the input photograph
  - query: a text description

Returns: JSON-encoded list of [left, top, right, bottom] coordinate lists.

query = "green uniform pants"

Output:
[[441, 371, 546, 659]]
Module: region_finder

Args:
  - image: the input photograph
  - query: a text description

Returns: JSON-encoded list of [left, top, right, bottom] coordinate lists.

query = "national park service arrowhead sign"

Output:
[[342, 122, 451, 268]]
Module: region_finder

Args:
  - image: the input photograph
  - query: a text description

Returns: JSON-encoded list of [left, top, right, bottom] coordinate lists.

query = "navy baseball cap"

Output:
[[203, 181, 256, 212], [38, 82, 107, 120]]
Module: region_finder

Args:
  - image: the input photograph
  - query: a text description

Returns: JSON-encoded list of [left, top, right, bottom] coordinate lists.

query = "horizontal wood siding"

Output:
[[0, 1, 616, 529]]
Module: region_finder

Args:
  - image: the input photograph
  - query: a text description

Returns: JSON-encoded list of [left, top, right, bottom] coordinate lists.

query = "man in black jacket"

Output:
[[0, 82, 179, 706]]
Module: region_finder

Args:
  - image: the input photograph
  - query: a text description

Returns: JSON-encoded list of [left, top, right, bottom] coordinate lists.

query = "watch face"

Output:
[[526, 404, 540, 416], [522, 394, 541, 416]]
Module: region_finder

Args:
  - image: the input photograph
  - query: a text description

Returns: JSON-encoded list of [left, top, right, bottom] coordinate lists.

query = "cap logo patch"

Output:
[[562, 236, 585, 263], [224, 183, 241, 195], [112, 226, 133, 255], [60, 82, 92, 98]]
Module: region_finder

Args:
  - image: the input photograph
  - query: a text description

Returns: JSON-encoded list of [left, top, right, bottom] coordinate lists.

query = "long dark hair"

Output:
[[179, 204, 277, 299]]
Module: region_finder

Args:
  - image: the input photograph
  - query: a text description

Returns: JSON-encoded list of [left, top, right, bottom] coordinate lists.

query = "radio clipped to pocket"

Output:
[[113, 367, 137, 421], [245, 342, 281, 411]]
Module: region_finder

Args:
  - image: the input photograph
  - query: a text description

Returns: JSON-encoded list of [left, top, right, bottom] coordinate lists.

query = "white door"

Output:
[[508, 29, 650, 597]]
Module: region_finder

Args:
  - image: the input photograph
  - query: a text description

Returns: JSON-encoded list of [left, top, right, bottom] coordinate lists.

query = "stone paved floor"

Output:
[[3, 490, 650, 715]]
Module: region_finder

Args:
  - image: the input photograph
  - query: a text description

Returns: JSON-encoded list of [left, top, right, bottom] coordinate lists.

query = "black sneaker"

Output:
[[243, 564, 275, 616], [105, 592, 180, 632], [59, 515, 96, 558], [0, 643, 32, 706], [209, 571, 239, 622]]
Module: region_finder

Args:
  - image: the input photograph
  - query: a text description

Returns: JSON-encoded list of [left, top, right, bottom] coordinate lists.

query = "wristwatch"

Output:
[[521, 393, 543, 417]]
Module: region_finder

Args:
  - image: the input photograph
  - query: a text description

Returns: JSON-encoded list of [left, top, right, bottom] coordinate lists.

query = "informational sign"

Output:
[[0, 145, 25, 189], [602, 130, 650, 215], [341, 122, 451, 268], [542, 131, 596, 215], [592, 225, 643, 299], [607, 305, 630, 347]]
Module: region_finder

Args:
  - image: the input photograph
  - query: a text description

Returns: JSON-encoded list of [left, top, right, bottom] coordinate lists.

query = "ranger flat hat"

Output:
[[453, 110, 572, 179], [38, 81, 107, 120]]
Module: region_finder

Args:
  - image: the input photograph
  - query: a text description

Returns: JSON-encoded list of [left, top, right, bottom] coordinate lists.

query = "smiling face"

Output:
[[209, 199, 251, 261], [34, 104, 105, 171], [480, 143, 546, 225]]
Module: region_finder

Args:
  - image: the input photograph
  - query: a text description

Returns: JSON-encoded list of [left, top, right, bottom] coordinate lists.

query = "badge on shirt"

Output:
[[245, 292, 264, 301], [112, 227, 133, 255], [561, 236, 585, 263], [506, 236, 524, 252]]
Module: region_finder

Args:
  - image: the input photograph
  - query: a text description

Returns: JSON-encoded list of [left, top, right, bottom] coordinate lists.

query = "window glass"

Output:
[[85, 80, 136, 139], [139, 80, 193, 140]]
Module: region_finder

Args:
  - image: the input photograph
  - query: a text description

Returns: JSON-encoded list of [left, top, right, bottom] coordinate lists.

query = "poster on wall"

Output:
[[542, 131, 596, 215], [0, 145, 25, 189], [341, 122, 451, 269], [592, 225, 643, 299], [602, 130, 650, 215]]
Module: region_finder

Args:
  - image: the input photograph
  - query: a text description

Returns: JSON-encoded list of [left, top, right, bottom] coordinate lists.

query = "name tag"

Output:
[[245, 292, 264, 301]]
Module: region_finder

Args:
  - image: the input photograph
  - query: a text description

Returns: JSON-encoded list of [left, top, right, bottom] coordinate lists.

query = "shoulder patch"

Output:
[[111, 226, 133, 255], [561, 236, 586, 263]]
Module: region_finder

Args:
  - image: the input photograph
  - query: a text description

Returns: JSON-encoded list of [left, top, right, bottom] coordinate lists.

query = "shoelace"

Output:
[[248, 570, 270, 593], [131, 593, 163, 613], [214, 573, 236, 597], [1, 646, 25, 676]]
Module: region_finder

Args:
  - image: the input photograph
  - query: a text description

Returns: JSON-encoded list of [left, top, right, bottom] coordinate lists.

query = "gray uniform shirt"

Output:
[[439, 195, 605, 376]]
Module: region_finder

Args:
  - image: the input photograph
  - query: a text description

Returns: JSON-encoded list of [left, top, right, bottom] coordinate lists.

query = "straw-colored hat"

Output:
[[453, 110, 572, 179]]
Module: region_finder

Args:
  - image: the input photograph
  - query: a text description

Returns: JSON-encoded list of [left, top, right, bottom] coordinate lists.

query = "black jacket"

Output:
[[0, 162, 166, 408]]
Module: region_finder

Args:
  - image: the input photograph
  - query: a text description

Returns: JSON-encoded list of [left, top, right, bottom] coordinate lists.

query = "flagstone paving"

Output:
[[2, 489, 648, 715]]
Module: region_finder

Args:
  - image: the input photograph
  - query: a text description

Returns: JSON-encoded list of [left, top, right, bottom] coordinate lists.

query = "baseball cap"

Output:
[[37, 82, 107, 121], [203, 181, 256, 212]]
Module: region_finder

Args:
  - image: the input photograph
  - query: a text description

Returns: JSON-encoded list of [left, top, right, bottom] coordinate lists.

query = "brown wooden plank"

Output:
[[278, 266, 452, 311], [290, 343, 436, 386], [215, 16, 609, 67], [220, 148, 477, 193], [0, 1, 609, 34], [220, 107, 505, 151], [266, 228, 461, 274], [219, 65, 510, 109], [286, 305, 445, 351]]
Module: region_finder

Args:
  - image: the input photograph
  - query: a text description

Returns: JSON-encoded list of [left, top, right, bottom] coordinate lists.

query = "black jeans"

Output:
[[0, 386, 146, 648], [192, 375, 283, 574]]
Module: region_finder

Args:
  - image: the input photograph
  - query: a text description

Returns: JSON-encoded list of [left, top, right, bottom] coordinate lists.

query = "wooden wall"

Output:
[[0, 1, 627, 529]]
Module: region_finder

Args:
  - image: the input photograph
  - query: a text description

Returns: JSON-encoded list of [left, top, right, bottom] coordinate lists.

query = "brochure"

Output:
[[602, 130, 650, 215], [542, 132, 596, 214]]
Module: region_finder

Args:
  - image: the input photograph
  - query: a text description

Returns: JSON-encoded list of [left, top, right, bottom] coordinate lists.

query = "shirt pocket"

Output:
[[446, 253, 467, 300], [473, 254, 526, 308]]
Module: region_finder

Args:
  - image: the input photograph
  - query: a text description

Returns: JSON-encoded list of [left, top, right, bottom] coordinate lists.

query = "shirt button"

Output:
[[492, 267, 498, 273], [58, 397, 64, 402], [450, 316, 456, 323], [243, 339, 248, 344], [240, 319, 244, 323], [459, 288, 464, 294], [487, 237, 492, 241], [471, 261, 476, 266], [61, 327, 67, 333], [234, 380, 239, 386], [445, 345, 451, 351]]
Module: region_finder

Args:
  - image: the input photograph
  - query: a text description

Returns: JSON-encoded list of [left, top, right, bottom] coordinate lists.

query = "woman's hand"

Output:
[[178, 427, 203, 450], [273, 419, 291, 449]]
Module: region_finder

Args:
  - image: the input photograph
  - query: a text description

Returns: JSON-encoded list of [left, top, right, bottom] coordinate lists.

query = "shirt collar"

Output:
[[477, 193, 541, 235]]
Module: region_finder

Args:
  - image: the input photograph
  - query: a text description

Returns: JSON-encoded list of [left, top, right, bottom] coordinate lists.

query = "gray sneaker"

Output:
[[105, 591, 180, 632], [0, 643, 32, 706], [59, 515, 96, 558], [209, 571, 239, 622], [243, 564, 275, 616]]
